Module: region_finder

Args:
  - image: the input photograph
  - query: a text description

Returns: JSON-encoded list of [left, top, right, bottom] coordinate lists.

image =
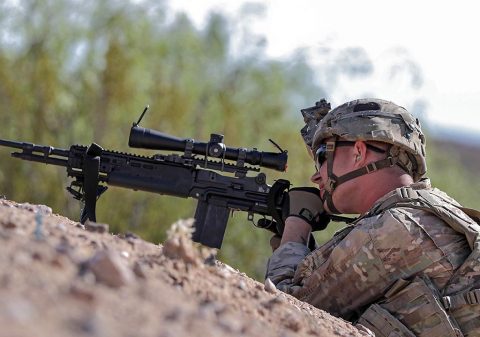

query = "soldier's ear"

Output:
[[353, 141, 368, 166]]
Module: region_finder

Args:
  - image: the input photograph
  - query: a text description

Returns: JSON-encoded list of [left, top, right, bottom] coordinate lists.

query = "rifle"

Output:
[[0, 107, 289, 249]]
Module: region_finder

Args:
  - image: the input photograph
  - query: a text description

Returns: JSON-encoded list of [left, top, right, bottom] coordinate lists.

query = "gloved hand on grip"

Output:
[[259, 184, 329, 252], [263, 182, 330, 235], [286, 187, 330, 231]]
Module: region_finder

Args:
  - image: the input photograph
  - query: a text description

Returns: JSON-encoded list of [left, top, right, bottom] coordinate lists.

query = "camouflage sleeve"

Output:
[[265, 242, 310, 293], [284, 208, 464, 320]]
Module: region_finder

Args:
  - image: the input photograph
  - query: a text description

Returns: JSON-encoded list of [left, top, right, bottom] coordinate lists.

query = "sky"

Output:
[[168, 0, 480, 136]]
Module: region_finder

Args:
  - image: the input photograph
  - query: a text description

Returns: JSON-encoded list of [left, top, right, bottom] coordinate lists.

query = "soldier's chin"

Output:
[[321, 196, 342, 215], [323, 204, 335, 215], [319, 194, 333, 215]]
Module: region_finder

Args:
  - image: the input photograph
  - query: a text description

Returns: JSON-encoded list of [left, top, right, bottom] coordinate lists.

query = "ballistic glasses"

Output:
[[314, 141, 386, 171]]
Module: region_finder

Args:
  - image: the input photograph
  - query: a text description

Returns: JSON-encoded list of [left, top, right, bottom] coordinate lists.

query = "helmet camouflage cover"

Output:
[[311, 98, 427, 181]]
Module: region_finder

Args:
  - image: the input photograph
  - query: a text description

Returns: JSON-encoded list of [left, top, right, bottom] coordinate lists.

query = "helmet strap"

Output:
[[334, 156, 396, 186], [323, 139, 341, 214], [322, 138, 397, 214]]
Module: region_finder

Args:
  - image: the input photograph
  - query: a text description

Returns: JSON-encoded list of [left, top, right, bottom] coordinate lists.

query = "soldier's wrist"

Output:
[[280, 216, 312, 246]]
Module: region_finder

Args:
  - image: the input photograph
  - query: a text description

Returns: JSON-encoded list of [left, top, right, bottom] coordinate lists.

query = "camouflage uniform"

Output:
[[266, 178, 480, 336], [268, 99, 480, 336]]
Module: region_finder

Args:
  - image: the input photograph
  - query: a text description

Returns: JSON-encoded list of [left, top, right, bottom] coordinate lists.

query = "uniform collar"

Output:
[[363, 177, 432, 218]]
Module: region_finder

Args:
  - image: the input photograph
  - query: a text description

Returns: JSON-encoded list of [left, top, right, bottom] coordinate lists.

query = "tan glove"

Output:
[[287, 187, 330, 231]]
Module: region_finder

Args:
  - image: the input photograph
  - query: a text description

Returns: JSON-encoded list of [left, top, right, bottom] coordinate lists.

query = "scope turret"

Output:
[[128, 125, 287, 172]]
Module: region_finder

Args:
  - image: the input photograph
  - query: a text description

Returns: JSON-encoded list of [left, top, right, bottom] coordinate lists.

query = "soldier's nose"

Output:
[[311, 171, 322, 184]]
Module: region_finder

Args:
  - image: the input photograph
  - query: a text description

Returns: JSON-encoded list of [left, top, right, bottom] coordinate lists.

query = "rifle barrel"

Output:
[[0, 139, 26, 150], [0, 139, 70, 157]]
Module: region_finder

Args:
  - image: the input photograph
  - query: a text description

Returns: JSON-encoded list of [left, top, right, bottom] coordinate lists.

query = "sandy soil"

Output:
[[0, 198, 366, 337]]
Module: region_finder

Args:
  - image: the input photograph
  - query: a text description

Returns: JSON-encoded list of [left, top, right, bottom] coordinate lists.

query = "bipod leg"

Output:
[[80, 143, 103, 224]]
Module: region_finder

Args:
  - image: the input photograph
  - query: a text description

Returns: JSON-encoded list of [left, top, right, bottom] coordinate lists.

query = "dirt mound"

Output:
[[0, 199, 365, 337]]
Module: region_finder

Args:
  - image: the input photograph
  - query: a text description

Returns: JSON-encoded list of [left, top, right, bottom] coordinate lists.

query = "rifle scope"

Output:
[[129, 125, 287, 172]]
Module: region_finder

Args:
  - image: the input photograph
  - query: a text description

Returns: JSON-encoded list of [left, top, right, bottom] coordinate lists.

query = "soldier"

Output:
[[266, 98, 480, 337]]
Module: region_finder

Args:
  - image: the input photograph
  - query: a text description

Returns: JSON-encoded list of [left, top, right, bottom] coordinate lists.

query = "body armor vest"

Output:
[[358, 182, 480, 337]]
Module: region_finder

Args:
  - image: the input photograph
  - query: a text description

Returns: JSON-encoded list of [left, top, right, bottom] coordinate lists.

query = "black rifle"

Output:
[[0, 107, 289, 248]]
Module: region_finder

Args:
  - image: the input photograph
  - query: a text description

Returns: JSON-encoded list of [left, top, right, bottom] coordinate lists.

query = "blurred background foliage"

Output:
[[0, 0, 478, 280]]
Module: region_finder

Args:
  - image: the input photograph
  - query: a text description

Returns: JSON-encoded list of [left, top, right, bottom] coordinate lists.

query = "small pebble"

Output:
[[237, 280, 247, 290], [17, 202, 52, 215], [85, 250, 134, 288], [70, 284, 96, 303], [4, 298, 36, 323], [34, 213, 44, 241], [56, 223, 67, 232], [133, 261, 146, 279], [264, 278, 277, 293], [84, 220, 109, 233]]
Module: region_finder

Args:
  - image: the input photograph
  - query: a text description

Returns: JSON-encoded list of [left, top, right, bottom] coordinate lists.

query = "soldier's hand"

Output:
[[269, 234, 282, 252], [287, 187, 330, 231], [265, 183, 330, 235]]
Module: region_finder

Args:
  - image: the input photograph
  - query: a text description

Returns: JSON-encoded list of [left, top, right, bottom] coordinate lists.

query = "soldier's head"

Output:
[[308, 98, 427, 214]]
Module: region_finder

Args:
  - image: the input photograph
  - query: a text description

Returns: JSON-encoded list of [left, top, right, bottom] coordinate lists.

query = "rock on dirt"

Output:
[[0, 199, 365, 337]]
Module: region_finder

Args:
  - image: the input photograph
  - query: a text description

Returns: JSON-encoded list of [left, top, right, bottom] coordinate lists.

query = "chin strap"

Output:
[[322, 139, 397, 214]]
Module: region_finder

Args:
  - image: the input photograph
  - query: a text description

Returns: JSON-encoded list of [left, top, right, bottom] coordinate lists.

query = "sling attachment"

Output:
[[80, 143, 106, 224]]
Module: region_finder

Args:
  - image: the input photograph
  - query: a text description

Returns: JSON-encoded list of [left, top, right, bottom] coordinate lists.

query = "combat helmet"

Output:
[[312, 98, 427, 181], [307, 98, 427, 214]]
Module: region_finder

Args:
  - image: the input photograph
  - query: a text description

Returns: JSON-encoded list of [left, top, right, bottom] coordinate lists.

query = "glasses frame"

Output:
[[314, 141, 386, 171]]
